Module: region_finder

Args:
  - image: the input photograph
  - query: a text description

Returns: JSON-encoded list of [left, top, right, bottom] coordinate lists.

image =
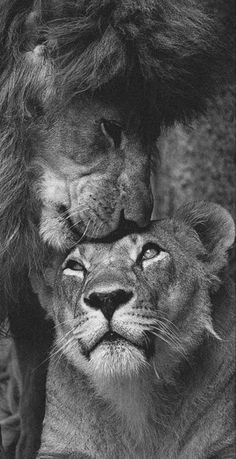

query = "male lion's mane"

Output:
[[0, 0, 228, 323]]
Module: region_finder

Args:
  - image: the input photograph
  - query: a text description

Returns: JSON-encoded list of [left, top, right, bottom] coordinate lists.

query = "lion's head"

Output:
[[32, 95, 154, 248], [35, 202, 234, 390]]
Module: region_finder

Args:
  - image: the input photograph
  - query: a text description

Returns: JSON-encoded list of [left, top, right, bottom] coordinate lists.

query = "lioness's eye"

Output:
[[143, 247, 159, 260], [141, 243, 161, 261], [137, 242, 168, 268], [100, 118, 122, 148]]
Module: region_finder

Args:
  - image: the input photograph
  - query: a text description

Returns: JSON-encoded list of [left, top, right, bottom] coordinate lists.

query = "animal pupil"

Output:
[[140, 243, 162, 262]]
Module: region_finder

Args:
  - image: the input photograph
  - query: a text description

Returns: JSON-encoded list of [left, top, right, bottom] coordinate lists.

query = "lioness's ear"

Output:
[[174, 201, 235, 254]]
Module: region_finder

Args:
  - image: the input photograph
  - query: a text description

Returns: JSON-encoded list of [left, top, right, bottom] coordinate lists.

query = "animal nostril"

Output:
[[84, 289, 133, 321]]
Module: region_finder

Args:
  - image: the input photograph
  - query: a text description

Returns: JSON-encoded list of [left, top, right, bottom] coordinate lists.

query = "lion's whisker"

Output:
[[67, 212, 92, 231], [67, 206, 90, 218], [73, 219, 92, 245], [58, 205, 89, 219], [153, 360, 160, 380], [85, 219, 105, 241]]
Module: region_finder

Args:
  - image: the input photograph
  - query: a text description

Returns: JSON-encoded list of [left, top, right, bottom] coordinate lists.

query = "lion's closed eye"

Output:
[[63, 259, 86, 278], [100, 118, 122, 149]]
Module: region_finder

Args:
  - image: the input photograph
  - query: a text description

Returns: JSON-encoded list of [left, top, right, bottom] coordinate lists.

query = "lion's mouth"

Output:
[[58, 205, 142, 243]]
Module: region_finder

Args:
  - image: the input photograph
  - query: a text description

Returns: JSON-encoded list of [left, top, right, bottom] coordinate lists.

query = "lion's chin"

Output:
[[88, 340, 147, 380]]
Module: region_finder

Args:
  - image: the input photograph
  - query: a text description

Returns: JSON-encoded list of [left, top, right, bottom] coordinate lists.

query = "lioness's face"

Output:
[[32, 97, 154, 248], [46, 219, 211, 382]]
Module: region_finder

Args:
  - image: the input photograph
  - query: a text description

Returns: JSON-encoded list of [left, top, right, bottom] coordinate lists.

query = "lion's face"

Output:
[[32, 97, 153, 248], [42, 200, 236, 388]]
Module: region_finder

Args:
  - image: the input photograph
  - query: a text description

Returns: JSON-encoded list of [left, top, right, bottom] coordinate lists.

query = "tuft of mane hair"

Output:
[[46, 0, 227, 125], [0, 0, 229, 324]]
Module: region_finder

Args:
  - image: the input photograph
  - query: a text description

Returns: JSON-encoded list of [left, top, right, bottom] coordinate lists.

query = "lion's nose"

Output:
[[84, 289, 133, 321], [122, 190, 153, 228]]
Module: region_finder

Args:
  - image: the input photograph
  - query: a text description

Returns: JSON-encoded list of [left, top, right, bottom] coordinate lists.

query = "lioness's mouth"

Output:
[[89, 331, 127, 353], [89, 331, 153, 359]]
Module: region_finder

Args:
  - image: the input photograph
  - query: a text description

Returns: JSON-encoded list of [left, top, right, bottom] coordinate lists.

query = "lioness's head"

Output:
[[35, 202, 235, 388]]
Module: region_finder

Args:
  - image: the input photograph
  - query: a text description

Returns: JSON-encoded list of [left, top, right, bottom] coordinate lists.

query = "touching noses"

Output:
[[84, 289, 133, 321]]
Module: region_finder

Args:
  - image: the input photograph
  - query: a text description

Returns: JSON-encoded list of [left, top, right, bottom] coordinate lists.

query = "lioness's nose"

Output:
[[84, 289, 133, 321]]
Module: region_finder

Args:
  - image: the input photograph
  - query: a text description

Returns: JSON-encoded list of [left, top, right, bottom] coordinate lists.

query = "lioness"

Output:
[[32, 201, 235, 459]]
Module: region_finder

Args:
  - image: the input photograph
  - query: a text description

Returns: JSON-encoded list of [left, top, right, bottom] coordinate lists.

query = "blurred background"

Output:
[[152, 0, 235, 272]]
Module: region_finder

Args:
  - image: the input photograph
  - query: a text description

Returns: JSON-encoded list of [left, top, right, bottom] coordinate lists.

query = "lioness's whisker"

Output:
[[153, 323, 182, 349], [151, 330, 174, 350], [30, 333, 74, 373], [153, 320, 182, 345], [51, 337, 75, 361], [54, 329, 73, 346], [152, 325, 186, 354], [152, 331, 187, 362], [151, 328, 187, 361], [156, 316, 180, 332]]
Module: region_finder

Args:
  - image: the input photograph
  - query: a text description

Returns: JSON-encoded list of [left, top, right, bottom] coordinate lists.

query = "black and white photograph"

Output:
[[0, 1, 235, 458]]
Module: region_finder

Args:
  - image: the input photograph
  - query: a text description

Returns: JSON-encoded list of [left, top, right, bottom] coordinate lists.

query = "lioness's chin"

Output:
[[88, 341, 147, 380]]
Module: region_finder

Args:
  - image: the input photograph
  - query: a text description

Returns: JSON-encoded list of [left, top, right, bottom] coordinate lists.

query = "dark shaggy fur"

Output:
[[0, 0, 228, 122]]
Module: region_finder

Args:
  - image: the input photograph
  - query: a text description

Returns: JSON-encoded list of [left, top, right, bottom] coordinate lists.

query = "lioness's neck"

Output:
[[91, 370, 158, 437], [42, 355, 162, 455]]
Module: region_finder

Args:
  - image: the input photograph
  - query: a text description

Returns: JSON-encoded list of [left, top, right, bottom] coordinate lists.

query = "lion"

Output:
[[28, 201, 235, 459], [0, 0, 227, 457]]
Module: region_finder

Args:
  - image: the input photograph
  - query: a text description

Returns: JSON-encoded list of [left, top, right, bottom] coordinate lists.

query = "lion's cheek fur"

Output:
[[40, 206, 73, 249], [35, 153, 136, 247]]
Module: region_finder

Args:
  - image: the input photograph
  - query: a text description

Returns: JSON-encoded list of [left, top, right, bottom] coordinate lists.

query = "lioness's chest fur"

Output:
[[39, 321, 235, 459]]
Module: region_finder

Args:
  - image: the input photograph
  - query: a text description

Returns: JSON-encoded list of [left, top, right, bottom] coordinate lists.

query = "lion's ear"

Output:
[[174, 201, 235, 255]]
